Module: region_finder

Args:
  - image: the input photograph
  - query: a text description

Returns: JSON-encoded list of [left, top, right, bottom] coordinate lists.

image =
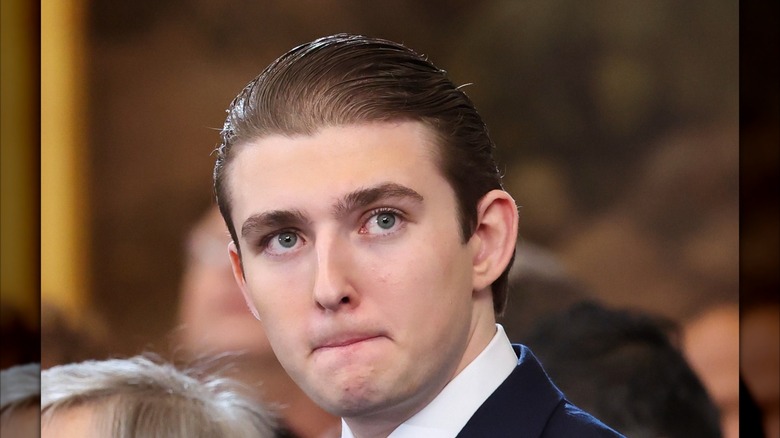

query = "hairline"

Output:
[[219, 118, 470, 256]]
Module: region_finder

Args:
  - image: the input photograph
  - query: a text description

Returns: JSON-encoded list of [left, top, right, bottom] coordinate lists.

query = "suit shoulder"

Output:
[[541, 401, 625, 438]]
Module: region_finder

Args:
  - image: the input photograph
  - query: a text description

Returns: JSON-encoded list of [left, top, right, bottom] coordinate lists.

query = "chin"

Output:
[[319, 395, 380, 418], [307, 378, 395, 419]]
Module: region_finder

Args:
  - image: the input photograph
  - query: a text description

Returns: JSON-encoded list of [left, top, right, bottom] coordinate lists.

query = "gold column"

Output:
[[41, 0, 91, 321], [1, 0, 38, 325]]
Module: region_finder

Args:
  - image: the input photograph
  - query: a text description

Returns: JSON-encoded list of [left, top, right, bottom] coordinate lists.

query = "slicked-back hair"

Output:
[[41, 355, 279, 438], [214, 33, 515, 314]]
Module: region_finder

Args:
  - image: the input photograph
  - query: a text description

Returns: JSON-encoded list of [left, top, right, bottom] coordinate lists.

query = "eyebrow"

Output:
[[241, 209, 308, 239], [333, 183, 424, 218], [239, 182, 424, 239]]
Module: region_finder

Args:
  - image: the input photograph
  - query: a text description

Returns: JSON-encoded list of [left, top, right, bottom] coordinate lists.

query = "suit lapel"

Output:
[[456, 345, 565, 438]]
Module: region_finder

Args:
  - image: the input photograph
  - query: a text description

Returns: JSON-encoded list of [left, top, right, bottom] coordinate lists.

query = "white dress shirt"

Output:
[[341, 324, 518, 438]]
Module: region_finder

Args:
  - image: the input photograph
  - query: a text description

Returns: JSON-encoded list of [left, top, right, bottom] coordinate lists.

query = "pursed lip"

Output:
[[312, 333, 385, 352]]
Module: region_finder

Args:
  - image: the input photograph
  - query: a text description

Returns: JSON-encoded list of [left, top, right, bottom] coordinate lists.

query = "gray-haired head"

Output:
[[41, 355, 279, 437]]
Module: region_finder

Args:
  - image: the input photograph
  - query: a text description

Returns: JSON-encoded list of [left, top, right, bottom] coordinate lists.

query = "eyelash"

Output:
[[256, 207, 407, 254], [359, 207, 406, 235], [257, 228, 303, 253]]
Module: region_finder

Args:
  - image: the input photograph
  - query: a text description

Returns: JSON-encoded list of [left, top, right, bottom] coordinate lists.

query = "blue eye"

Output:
[[376, 213, 396, 229], [277, 232, 298, 248], [264, 230, 304, 256], [361, 209, 403, 236]]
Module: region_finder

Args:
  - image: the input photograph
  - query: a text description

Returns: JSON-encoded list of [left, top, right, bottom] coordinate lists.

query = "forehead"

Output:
[[226, 121, 449, 219]]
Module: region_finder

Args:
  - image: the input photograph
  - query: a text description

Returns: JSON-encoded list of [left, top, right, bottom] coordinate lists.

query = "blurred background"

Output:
[[1, 0, 778, 435], [0, 0, 780, 434], [39, 0, 742, 354]]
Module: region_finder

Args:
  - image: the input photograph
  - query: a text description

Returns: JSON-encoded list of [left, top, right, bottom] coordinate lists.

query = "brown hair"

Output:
[[214, 33, 515, 314]]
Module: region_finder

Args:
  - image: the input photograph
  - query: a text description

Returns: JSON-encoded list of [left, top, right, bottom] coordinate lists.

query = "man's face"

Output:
[[226, 121, 483, 421]]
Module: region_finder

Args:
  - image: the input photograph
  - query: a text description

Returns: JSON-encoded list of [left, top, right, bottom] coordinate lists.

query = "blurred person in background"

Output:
[[501, 242, 733, 436], [499, 241, 592, 343], [41, 354, 282, 437], [0, 362, 40, 438], [40, 303, 111, 369], [175, 205, 340, 438], [524, 301, 722, 438], [682, 302, 740, 438]]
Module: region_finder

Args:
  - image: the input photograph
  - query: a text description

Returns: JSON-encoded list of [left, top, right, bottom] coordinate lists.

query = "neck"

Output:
[[345, 299, 498, 438], [344, 411, 413, 438]]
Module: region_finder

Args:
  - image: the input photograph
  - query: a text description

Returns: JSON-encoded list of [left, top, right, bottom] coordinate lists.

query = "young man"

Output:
[[213, 33, 623, 438]]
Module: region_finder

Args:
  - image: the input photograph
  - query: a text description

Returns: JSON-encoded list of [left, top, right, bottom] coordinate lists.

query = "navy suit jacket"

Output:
[[456, 345, 624, 438]]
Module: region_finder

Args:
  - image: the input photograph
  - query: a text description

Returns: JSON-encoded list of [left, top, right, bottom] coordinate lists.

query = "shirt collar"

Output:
[[341, 324, 517, 438]]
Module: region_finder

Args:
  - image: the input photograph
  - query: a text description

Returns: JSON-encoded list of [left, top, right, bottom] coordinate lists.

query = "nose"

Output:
[[312, 235, 357, 312]]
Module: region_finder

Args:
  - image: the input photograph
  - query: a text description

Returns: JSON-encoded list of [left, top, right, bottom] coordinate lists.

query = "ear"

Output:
[[470, 189, 519, 292], [228, 241, 261, 320]]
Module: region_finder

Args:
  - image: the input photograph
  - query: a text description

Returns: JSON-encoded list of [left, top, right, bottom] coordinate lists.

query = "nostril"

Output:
[[340, 296, 350, 304]]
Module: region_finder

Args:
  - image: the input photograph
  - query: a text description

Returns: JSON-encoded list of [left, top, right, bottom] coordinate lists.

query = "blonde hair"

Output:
[[41, 355, 279, 437]]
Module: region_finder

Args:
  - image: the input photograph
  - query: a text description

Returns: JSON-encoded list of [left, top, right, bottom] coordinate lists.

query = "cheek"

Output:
[[365, 238, 472, 311], [405, 233, 471, 285], [244, 265, 310, 340]]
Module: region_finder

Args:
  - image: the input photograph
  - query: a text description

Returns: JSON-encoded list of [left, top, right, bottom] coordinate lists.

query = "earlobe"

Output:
[[228, 241, 261, 320], [470, 190, 519, 292]]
